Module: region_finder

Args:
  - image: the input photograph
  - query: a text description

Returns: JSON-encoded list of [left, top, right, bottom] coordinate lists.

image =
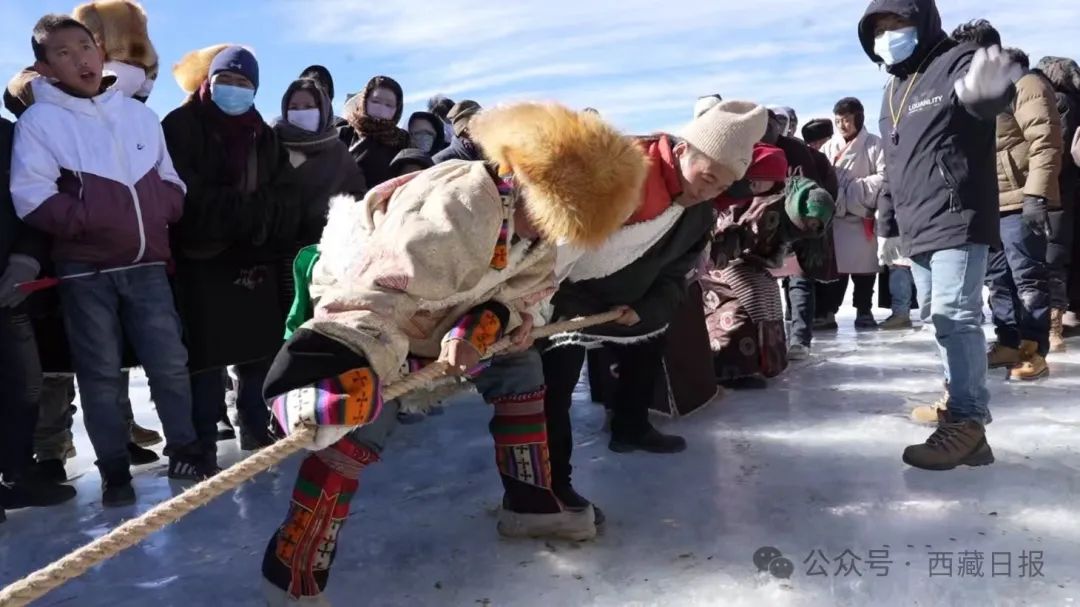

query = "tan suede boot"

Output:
[[911, 392, 949, 424], [986, 342, 1021, 369], [1050, 309, 1066, 353], [1009, 340, 1049, 381]]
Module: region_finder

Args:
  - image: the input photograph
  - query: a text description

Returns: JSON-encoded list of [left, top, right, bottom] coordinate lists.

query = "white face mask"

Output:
[[410, 131, 436, 153], [288, 108, 322, 132], [105, 61, 152, 99], [367, 101, 396, 121]]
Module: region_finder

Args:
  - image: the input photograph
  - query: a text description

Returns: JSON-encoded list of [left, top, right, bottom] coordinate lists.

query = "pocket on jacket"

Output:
[[999, 146, 1026, 190], [934, 154, 962, 213]]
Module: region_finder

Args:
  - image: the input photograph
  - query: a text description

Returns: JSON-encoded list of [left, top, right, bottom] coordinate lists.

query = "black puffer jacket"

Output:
[[861, 0, 1012, 257], [0, 118, 47, 275], [552, 202, 715, 339], [162, 99, 302, 371], [1034, 56, 1080, 266]]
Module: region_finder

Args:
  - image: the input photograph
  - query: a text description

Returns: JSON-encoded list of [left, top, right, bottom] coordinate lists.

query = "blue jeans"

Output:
[[986, 213, 1051, 355], [889, 266, 914, 317], [786, 276, 815, 347], [190, 360, 272, 451], [57, 263, 197, 467], [910, 245, 991, 424], [0, 310, 42, 481]]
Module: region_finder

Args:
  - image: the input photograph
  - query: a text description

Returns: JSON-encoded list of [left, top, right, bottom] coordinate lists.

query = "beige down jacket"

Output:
[[996, 72, 1064, 211]]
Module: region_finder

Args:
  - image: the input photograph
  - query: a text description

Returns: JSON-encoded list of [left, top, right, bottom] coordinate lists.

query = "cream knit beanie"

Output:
[[679, 100, 769, 178]]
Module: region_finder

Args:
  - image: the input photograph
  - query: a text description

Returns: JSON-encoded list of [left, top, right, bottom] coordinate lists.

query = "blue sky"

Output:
[[3, 0, 1080, 136]]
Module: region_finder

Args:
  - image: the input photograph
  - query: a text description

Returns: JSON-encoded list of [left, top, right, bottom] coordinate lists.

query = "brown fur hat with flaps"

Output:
[[171, 44, 231, 94], [72, 1, 158, 79], [471, 103, 649, 248]]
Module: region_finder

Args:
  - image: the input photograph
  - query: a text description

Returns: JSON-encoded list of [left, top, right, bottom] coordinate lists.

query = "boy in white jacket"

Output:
[[10, 15, 212, 507]]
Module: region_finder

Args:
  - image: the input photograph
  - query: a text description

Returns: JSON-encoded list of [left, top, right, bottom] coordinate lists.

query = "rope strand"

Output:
[[0, 310, 622, 607]]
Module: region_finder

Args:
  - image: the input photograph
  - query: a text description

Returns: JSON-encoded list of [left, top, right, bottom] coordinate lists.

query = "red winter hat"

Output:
[[745, 143, 788, 182]]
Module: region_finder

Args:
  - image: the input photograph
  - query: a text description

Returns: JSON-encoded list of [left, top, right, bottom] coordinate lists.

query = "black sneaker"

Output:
[[0, 480, 77, 508], [28, 459, 67, 484], [102, 481, 136, 508], [128, 442, 160, 466], [168, 454, 220, 481], [609, 427, 687, 454]]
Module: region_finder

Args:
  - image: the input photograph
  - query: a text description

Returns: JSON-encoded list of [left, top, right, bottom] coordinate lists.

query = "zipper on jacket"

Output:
[[935, 158, 961, 213], [93, 99, 147, 263]]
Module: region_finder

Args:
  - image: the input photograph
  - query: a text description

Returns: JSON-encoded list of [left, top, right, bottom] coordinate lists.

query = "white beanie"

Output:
[[693, 94, 722, 118], [679, 100, 769, 178]]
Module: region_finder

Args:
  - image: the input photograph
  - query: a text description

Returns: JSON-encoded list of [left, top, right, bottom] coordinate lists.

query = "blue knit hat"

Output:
[[210, 46, 259, 90]]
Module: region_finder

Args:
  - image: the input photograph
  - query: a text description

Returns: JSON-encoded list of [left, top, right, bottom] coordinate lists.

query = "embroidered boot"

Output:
[[262, 441, 377, 603], [489, 389, 596, 541]]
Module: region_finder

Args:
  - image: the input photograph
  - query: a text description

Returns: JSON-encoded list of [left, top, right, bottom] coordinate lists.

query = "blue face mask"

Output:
[[874, 26, 919, 66], [210, 82, 256, 116]]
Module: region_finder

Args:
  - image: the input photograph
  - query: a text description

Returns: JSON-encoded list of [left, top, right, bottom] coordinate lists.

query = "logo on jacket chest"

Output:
[[908, 92, 946, 115]]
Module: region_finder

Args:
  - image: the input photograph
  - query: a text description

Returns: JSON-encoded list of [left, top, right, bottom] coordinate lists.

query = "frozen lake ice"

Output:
[[2, 308, 1078, 606]]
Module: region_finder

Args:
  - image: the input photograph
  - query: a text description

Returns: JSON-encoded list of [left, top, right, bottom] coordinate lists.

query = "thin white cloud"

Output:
[[269, 0, 1080, 134]]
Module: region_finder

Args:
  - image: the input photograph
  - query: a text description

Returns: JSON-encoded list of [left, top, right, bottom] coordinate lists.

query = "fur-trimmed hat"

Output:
[[471, 103, 649, 248], [72, 1, 158, 79], [172, 43, 231, 94]]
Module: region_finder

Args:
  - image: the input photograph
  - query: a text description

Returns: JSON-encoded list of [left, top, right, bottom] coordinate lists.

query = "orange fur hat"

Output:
[[471, 103, 649, 248], [72, 0, 158, 79]]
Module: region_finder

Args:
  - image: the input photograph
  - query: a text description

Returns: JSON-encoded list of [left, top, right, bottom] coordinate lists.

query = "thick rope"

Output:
[[0, 310, 622, 607]]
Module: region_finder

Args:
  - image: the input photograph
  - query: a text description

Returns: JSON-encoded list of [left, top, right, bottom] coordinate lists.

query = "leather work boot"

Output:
[[1009, 340, 1049, 381], [986, 342, 1020, 369], [1049, 309, 1066, 353], [902, 411, 995, 471]]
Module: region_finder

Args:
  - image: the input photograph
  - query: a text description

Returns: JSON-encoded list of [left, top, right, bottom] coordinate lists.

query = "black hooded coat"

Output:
[[860, 0, 1013, 257]]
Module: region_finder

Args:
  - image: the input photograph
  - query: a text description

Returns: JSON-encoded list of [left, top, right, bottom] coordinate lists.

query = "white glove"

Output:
[[954, 45, 1024, 105], [877, 237, 903, 268], [0, 254, 41, 308]]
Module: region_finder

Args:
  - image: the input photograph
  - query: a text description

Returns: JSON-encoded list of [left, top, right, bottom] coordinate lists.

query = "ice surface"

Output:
[[1, 308, 1078, 607]]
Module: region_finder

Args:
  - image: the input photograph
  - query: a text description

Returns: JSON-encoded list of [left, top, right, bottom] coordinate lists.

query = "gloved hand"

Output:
[[1022, 195, 1051, 237], [0, 254, 41, 308], [876, 216, 899, 239], [270, 367, 383, 451], [954, 45, 1024, 105], [877, 237, 903, 268]]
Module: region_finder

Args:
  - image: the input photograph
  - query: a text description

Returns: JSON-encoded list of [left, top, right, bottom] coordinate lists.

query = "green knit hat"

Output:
[[785, 176, 834, 229]]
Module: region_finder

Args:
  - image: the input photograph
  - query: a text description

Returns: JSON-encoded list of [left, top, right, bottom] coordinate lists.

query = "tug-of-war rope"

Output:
[[0, 310, 623, 607]]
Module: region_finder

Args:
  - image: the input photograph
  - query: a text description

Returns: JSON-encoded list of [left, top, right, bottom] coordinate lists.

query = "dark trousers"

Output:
[[191, 359, 272, 452], [986, 212, 1051, 355], [0, 310, 41, 482], [817, 274, 875, 316], [785, 276, 815, 347], [542, 337, 667, 488]]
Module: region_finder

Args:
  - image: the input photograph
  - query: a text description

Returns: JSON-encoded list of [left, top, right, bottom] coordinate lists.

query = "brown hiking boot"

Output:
[[130, 423, 163, 448], [902, 412, 994, 471], [911, 392, 949, 424], [1050, 309, 1066, 353], [1009, 340, 1049, 381], [986, 342, 1020, 369]]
